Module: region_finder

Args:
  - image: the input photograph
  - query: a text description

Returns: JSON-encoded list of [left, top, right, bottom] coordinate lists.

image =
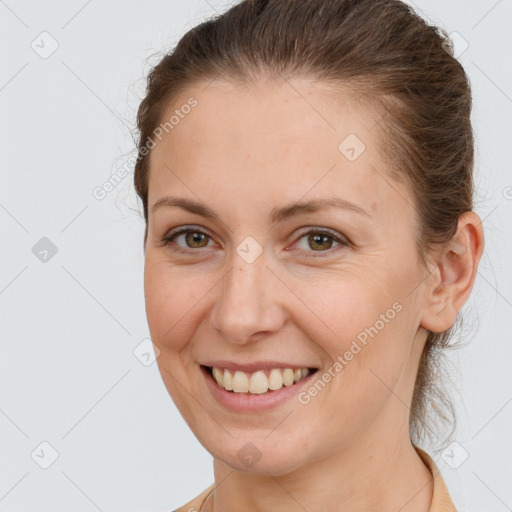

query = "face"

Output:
[[143, 77, 431, 475]]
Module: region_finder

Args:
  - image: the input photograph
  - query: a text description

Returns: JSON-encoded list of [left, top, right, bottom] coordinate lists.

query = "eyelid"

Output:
[[294, 226, 348, 242]]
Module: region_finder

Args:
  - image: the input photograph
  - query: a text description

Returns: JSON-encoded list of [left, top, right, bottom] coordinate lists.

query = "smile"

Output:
[[203, 365, 318, 394]]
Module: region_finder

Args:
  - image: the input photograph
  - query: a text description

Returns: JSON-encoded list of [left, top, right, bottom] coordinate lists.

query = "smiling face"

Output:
[[143, 77, 432, 475]]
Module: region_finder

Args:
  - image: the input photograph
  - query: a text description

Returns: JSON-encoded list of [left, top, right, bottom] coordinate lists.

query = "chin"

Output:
[[203, 431, 314, 476]]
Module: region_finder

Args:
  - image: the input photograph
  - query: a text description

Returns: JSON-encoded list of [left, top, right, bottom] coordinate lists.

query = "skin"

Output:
[[143, 76, 484, 512]]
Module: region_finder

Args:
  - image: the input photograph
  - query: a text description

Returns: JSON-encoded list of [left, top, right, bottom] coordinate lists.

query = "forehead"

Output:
[[147, 77, 411, 223], [154, 76, 379, 156]]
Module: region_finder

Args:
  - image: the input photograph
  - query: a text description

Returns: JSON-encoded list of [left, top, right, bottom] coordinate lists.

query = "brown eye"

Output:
[[184, 231, 210, 248], [307, 233, 335, 251], [161, 228, 214, 251], [293, 228, 350, 258]]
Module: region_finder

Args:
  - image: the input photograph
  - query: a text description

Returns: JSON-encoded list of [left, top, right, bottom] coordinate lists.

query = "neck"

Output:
[[206, 428, 433, 512]]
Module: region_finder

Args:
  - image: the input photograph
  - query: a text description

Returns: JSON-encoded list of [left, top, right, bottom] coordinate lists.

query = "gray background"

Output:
[[0, 1, 511, 511]]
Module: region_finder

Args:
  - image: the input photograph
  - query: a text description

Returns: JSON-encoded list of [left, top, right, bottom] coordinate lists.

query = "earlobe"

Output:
[[420, 212, 485, 333]]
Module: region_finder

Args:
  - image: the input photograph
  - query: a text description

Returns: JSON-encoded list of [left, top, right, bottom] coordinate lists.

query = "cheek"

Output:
[[296, 269, 402, 350], [298, 269, 414, 388], [143, 258, 210, 352], [288, 279, 413, 452]]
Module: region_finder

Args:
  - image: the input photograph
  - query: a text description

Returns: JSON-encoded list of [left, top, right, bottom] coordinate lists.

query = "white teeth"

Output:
[[212, 367, 224, 387], [232, 371, 249, 392], [223, 368, 233, 391], [268, 368, 283, 390], [282, 368, 295, 387], [249, 371, 268, 394], [210, 366, 313, 394]]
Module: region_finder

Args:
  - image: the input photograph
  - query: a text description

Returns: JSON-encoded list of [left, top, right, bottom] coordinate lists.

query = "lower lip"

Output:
[[200, 365, 318, 412]]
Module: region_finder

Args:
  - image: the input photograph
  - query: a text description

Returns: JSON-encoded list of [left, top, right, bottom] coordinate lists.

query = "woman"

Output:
[[133, 0, 484, 510]]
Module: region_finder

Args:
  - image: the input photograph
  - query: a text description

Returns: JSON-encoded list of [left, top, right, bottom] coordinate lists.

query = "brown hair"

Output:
[[133, 0, 475, 448]]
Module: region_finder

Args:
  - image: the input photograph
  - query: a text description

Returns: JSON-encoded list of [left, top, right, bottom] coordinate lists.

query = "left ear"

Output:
[[420, 211, 485, 333]]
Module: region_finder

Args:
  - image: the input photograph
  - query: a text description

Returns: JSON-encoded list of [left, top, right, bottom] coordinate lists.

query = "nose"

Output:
[[209, 254, 286, 345]]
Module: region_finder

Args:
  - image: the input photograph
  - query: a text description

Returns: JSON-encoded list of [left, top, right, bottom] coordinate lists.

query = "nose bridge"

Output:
[[210, 248, 283, 344]]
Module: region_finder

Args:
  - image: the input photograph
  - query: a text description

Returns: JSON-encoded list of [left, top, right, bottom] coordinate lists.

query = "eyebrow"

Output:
[[150, 195, 371, 224]]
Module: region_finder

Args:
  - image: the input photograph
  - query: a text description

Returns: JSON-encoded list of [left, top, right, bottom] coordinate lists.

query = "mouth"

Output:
[[201, 364, 319, 395]]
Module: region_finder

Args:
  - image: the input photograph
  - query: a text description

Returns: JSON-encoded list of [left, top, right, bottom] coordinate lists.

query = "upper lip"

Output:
[[201, 360, 318, 373]]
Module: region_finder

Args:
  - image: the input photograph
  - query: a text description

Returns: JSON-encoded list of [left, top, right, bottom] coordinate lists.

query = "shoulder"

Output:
[[414, 445, 457, 512], [172, 483, 215, 512]]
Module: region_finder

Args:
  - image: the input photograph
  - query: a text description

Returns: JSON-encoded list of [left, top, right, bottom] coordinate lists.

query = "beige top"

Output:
[[174, 446, 456, 511]]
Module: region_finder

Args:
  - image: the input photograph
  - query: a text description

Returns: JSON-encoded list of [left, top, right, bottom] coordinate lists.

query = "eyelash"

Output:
[[159, 226, 350, 258]]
